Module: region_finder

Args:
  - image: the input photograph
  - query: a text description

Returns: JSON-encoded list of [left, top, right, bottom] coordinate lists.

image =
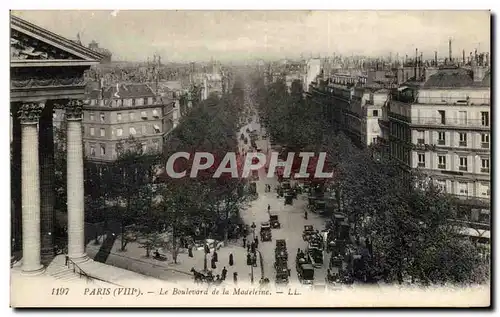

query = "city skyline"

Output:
[[12, 10, 491, 62]]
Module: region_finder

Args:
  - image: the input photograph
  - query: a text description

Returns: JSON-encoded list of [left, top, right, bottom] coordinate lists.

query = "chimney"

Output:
[[462, 50, 466, 65], [472, 65, 486, 82], [448, 38, 452, 62], [434, 51, 438, 66], [414, 48, 418, 78]]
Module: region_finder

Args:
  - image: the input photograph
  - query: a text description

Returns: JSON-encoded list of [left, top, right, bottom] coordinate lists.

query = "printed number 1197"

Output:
[[52, 288, 69, 295]]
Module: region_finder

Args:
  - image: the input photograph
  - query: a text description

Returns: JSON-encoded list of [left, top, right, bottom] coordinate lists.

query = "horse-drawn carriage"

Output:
[[284, 193, 293, 205]]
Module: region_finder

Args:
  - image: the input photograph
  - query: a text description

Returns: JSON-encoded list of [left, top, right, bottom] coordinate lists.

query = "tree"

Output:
[[106, 137, 160, 251]]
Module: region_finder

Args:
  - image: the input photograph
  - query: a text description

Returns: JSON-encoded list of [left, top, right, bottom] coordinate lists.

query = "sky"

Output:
[[12, 10, 491, 62]]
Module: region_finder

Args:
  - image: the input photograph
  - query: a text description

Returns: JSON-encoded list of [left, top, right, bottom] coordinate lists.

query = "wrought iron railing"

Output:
[[410, 117, 490, 128], [65, 256, 93, 283]]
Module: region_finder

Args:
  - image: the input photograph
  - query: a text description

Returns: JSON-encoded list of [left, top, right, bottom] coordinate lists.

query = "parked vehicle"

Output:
[[260, 222, 272, 242], [270, 214, 281, 229]]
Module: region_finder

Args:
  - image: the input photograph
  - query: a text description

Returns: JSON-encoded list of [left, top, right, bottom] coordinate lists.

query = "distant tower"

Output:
[[448, 38, 453, 62]]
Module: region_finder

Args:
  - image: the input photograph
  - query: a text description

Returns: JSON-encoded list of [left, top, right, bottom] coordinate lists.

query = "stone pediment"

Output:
[[10, 15, 103, 64]]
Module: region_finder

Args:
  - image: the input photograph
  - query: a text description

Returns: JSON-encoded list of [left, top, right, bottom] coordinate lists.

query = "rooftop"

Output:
[[422, 67, 490, 88], [88, 83, 156, 100]]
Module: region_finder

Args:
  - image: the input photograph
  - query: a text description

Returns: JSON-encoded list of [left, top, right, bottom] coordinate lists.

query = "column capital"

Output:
[[18, 103, 44, 124], [65, 99, 85, 120]]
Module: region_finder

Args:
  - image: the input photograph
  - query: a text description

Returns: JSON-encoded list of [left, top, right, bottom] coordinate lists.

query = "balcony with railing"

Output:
[[415, 96, 490, 106], [410, 117, 490, 129]]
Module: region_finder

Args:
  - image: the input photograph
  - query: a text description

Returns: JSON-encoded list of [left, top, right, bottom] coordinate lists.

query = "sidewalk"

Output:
[[86, 236, 263, 283]]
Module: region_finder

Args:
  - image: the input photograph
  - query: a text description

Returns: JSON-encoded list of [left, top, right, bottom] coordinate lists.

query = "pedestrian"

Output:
[[243, 236, 247, 248], [65, 255, 69, 266], [246, 253, 252, 265], [304, 210, 308, 220], [233, 272, 238, 284], [204, 244, 210, 254], [251, 241, 255, 253], [213, 250, 218, 262], [188, 246, 193, 258], [211, 256, 217, 270], [222, 267, 227, 280], [254, 237, 259, 249], [229, 253, 234, 266], [247, 244, 251, 253], [267, 204, 270, 213]]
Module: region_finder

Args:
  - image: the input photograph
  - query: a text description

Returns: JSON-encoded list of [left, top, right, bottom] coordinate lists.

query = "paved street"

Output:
[[238, 118, 330, 287]]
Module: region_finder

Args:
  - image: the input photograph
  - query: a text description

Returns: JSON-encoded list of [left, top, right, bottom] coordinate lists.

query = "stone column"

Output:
[[39, 104, 55, 263], [11, 104, 22, 253], [19, 103, 45, 275], [66, 100, 88, 263]]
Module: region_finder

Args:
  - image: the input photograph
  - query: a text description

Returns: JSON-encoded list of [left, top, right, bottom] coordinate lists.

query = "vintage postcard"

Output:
[[9, 10, 491, 308]]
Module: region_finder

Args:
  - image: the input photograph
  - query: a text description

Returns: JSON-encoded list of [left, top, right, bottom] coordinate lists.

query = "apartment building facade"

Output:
[[388, 64, 491, 219], [54, 83, 178, 162]]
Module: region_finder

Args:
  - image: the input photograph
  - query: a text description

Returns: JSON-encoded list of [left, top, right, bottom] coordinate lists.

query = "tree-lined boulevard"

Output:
[[50, 70, 489, 288]]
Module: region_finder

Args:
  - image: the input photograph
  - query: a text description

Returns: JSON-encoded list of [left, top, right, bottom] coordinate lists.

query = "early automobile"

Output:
[[307, 246, 324, 268], [275, 240, 288, 261], [297, 263, 315, 285], [260, 222, 272, 242], [302, 225, 315, 241], [269, 214, 280, 229], [284, 193, 293, 205], [313, 200, 326, 215], [275, 266, 290, 285]]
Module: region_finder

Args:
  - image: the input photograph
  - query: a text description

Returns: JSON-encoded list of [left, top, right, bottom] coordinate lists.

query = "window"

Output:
[[458, 111, 467, 125], [438, 155, 446, 169], [90, 145, 96, 157], [129, 112, 135, 121], [459, 156, 468, 171], [115, 128, 122, 137], [141, 111, 148, 119], [142, 125, 147, 135], [438, 110, 446, 124], [129, 127, 137, 135], [90, 127, 95, 136], [458, 182, 468, 196], [481, 158, 490, 173], [100, 113, 105, 123], [100, 128, 105, 137], [153, 139, 160, 151], [438, 132, 445, 145], [132, 99, 136, 106], [153, 124, 161, 134], [479, 182, 490, 197], [90, 113, 95, 121], [117, 113, 122, 122], [417, 153, 425, 167], [372, 137, 377, 144], [143, 97, 148, 105], [481, 112, 489, 127], [372, 110, 379, 117], [141, 142, 147, 153], [459, 133, 467, 146], [417, 131, 425, 144], [153, 109, 160, 118], [100, 144, 106, 156], [115, 143, 123, 155], [435, 180, 446, 192], [481, 133, 489, 148]]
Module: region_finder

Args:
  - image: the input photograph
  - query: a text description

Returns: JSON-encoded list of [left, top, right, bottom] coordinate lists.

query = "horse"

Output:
[[190, 268, 206, 283]]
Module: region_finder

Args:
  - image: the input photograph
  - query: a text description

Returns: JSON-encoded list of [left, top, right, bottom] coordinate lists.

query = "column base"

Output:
[[68, 253, 89, 264], [21, 265, 45, 276]]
